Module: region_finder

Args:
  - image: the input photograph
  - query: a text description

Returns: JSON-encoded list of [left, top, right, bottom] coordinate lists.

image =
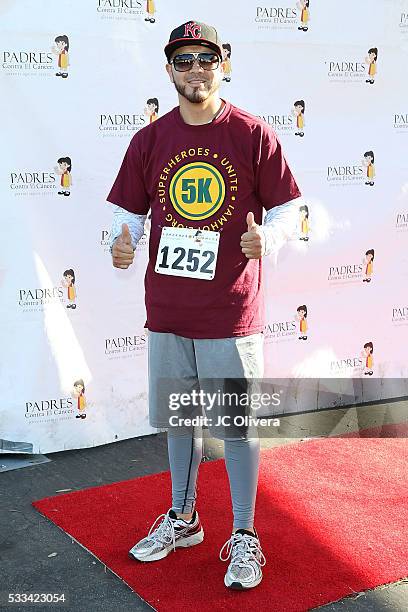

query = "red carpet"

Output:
[[33, 438, 408, 612]]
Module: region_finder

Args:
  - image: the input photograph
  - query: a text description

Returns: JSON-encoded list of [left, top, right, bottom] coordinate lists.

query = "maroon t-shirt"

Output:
[[107, 99, 301, 339]]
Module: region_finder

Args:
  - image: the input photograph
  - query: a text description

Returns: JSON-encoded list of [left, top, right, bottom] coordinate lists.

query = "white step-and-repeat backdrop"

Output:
[[1, 0, 407, 453]]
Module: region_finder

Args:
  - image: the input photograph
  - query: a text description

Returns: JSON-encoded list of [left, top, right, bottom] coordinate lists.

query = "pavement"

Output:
[[1, 399, 407, 612]]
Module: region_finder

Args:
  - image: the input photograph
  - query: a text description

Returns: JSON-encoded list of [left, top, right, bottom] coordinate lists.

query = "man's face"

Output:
[[166, 44, 225, 104]]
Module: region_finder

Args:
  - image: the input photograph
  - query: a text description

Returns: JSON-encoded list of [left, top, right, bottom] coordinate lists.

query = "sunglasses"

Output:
[[170, 52, 220, 72]]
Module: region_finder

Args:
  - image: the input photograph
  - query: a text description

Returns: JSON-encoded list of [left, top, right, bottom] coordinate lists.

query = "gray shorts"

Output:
[[147, 331, 264, 440]]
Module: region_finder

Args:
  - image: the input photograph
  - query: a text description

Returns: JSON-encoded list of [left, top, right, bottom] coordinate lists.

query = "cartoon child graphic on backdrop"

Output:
[[365, 47, 378, 84], [299, 204, 309, 241], [144, 212, 152, 236], [51, 35, 70, 78], [145, 0, 156, 23], [297, 0, 310, 31], [144, 98, 159, 123], [296, 305, 308, 340], [72, 379, 87, 419], [363, 249, 374, 282], [363, 151, 375, 186], [292, 100, 305, 137], [54, 156, 72, 196], [62, 269, 76, 309], [222, 44, 232, 82], [361, 342, 374, 375]]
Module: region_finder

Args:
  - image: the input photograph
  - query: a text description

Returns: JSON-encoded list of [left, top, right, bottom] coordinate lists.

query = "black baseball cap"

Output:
[[164, 21, 223, 62]]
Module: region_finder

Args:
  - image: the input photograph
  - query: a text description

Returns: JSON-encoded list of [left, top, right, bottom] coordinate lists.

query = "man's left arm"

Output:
[[261, 197, 303, 256], [241, 125, 302, 259], [240, 197, 302, 259], [259, 124, 303, 256]]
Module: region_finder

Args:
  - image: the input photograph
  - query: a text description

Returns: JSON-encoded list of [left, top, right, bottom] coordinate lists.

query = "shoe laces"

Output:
[[146, 510, 187, 552], [219, 532, 266, 568]]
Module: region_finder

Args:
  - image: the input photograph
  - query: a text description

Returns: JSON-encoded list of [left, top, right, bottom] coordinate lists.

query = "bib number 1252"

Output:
[[154, 227, 220, 280]]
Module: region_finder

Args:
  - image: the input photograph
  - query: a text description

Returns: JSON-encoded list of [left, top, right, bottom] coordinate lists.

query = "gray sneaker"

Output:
[[219, 528, 266, 589], [128, 508, 204, 562]]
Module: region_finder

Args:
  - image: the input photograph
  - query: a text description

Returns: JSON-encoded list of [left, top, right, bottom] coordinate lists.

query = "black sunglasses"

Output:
[[170, 52, 220, 72]]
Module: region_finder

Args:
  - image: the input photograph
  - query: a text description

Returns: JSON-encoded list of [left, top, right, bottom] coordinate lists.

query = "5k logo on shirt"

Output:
[[169, 162, 226, 220]]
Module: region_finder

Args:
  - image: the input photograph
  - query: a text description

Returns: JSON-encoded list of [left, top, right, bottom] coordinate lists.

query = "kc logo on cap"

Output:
[[164, 20, 223, 61], [184, 22, 202, 38]]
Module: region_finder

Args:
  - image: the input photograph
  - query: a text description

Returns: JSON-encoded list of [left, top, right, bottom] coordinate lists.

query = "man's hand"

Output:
[[112, 223, 135, 269], [240, 212, 265, 259]]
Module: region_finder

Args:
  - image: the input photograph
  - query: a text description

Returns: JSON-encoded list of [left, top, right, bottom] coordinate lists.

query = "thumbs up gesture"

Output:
[[240, 212, 265, 259], [112, 223, 135, 269]]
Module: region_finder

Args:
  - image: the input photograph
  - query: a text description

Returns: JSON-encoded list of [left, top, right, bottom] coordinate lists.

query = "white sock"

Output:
[[177, 513, 194, 523]]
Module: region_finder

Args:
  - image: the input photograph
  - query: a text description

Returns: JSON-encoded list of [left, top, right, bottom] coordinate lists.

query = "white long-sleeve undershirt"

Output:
[[110, 205, 147, 250], [109, 196, 303, 255], [260, 197, 302, 255]]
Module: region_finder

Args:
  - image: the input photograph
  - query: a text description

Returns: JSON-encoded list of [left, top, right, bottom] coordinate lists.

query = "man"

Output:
[[107, 20, 302, 590]]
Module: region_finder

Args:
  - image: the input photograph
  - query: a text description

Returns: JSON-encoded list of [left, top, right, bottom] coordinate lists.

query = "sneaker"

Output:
[[220, 528, 266, 589], [128, 508, 204, 562]]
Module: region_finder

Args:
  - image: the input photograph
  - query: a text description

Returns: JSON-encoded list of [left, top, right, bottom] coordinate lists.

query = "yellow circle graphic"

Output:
[[169, 162, 225, 220]]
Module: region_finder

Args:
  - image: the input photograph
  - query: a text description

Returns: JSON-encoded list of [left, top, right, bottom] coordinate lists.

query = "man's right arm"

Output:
[[109, 204, 147, 253], [106, 136, 150, 266]]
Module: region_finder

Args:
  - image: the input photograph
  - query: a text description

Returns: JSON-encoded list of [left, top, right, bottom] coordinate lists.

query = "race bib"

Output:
[[155, 227, 220, 280]]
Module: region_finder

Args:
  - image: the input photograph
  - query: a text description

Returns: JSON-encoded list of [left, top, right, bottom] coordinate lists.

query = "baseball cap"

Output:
[[164, 21, 223, 62]]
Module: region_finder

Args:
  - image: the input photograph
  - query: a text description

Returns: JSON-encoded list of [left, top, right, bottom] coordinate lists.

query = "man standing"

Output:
[[107, 20, 302, 590]]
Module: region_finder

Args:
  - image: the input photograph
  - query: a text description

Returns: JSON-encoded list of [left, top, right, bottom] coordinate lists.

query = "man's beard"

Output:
[[173, 77, 219, 103]]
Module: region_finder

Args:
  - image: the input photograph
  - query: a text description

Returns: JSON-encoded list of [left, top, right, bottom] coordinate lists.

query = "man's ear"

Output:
[[165, 63, 174, 83]]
